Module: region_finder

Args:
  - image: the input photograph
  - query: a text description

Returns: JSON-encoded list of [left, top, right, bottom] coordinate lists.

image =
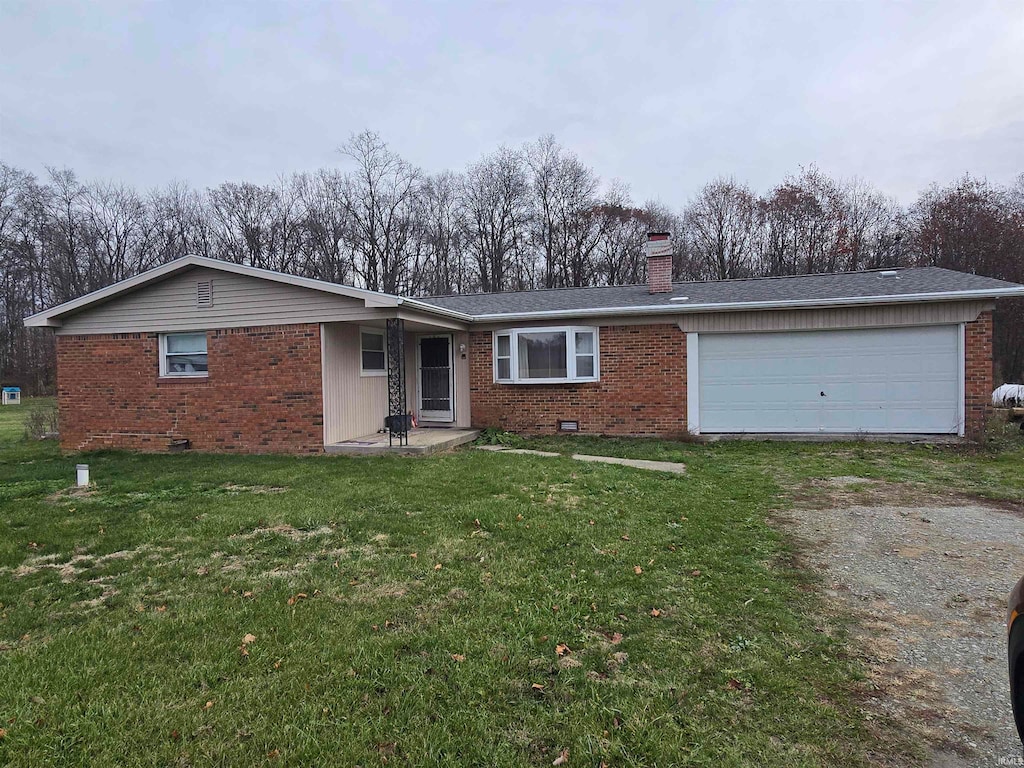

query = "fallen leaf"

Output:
[[434, 563, 442, 570], [287, 592, 308, 606], [409, 552, 417, 559], [242, 633, 256, 644], [156, 605, 167, 612], [555, 643, 570, 656], [620, 534, 630, 541], [203, 700, 214, 710], [240, 645, 250, 658], [726, 678, 743, 691], [633, 566, 643, 575], [242, 591, 254, 599], [610, 632, 624, 644], [170, 729, 180, 741], [268, 748, 280, 759], [553, 748, 570, 765], [650, 608, 662, 617], [690, 569, 701, 577], [451, 654, 465, 662], [531, 683, 545, 691]]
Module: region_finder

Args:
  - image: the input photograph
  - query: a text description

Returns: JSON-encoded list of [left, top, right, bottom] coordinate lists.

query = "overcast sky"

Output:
[[1, 0, 1021, 204]]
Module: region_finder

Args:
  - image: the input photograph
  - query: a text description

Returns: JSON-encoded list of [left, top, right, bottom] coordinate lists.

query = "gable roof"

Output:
[[24, 257, 1024, 329], [418, 267, 1024, 320], [23, 255, 472, 327]]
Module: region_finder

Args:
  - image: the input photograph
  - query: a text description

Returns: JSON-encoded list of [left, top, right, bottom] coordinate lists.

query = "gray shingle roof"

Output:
[[417, 267, 1024, 319]]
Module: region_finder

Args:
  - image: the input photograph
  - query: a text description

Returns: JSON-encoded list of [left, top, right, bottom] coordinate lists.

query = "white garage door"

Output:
[[696, 326, 962, 434]]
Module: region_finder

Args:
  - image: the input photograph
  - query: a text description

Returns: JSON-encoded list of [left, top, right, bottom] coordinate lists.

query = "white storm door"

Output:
[[417, 335, 455, 422]]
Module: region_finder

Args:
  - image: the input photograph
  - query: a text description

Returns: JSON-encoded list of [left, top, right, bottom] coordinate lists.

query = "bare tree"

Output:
[[592, 181, 653, 286], [463, 146, 529, 292], [413, 171, 468, 295], [525, 135, 602, 287], [295, 169, 353, 284], [339, 131, 422, 293], [681, 177, 757, 280]]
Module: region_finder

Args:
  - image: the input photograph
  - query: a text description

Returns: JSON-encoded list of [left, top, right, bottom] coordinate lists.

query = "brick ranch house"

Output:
[[24, 234, 1024, 453]]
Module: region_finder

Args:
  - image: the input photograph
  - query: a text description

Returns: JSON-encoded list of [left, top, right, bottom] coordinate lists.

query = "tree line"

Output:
[[1, 131, 1022, 394]]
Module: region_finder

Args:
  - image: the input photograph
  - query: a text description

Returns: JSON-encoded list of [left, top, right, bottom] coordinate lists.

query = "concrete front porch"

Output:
[[325, 427, 480, 456]]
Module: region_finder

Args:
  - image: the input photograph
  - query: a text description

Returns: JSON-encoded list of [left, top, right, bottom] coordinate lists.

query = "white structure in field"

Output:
[[1, 387, 20, 405], [993, 384, 1024, 407]]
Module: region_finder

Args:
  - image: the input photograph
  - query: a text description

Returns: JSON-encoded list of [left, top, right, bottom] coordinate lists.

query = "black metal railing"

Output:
[[386, 318, 408, 447]]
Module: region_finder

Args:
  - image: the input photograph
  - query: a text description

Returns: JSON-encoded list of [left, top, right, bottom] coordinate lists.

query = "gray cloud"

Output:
[[1, 0, 1021, 202]]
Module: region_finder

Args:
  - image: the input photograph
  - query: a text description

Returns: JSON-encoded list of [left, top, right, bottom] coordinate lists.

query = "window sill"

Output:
[[360, 370, 387, 378], [495, 378, 599, 385], [158, 375, 209, 382]]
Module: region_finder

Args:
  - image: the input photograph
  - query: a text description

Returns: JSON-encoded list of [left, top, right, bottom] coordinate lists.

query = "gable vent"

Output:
[[196, 280, 213, 308]]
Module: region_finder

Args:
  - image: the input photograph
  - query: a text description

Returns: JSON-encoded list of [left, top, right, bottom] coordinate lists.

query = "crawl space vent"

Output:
[[196, 280, 213, 308], [558, 420, 580, 432]]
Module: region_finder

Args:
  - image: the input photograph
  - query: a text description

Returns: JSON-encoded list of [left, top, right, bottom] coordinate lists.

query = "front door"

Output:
[[418, 335, 454, 422]]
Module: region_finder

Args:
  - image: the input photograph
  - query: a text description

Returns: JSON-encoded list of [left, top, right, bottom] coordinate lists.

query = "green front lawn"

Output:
[[1, 408, 1021, 767]]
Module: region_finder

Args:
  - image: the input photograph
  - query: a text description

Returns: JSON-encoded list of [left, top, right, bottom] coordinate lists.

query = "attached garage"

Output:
[[690, 325, 963, 435]]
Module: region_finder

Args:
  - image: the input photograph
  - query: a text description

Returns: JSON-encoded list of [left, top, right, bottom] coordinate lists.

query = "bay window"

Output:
[[493, 327, 599, 384], [160, 332, 208, 377]]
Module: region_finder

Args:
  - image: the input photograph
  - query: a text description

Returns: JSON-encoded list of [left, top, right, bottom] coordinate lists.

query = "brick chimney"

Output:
[[646, 232, 673, 293]]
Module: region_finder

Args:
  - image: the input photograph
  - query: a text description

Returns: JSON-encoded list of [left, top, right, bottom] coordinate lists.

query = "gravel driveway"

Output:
[[779, 477, 1024, 767]]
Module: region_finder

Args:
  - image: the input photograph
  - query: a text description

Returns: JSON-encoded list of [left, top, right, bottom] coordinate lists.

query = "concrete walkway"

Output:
[[475, 445, 686, 474]]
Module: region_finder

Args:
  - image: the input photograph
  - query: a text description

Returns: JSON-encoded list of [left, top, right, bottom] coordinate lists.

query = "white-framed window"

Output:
[[159, 332, 208, 377], [493, 327, 600, 384], [360, 327, 387, 376]]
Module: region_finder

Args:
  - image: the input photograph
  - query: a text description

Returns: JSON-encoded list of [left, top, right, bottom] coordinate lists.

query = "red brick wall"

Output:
[[647, 255, 673, 293], [964, 310, 993, 440], [56, 324, 323, 454], [469, 324, 687, 437]]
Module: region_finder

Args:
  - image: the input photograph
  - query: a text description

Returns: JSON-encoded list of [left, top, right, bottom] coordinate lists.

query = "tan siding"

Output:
[[57, 267, 380, 335], [678, 301, 991, 333], [321, 323, 389, 444], [453, 331, 471, 427], [322, 327, 470, 440]]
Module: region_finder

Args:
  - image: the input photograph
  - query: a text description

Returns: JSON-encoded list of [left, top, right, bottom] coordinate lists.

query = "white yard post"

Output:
[[76, 464, 90, 487]]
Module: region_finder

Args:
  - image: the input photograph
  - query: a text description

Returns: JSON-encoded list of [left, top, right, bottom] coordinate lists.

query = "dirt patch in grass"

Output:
[[230, 524, 334, 542], [792, 475, 1024, 517], [9, 545, 165, 582], [221, 483, 288, 494], [46, 485, 99, 502]]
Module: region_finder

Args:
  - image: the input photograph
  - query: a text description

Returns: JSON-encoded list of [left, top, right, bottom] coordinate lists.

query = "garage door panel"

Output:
[[697, 326, 961, 434]]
